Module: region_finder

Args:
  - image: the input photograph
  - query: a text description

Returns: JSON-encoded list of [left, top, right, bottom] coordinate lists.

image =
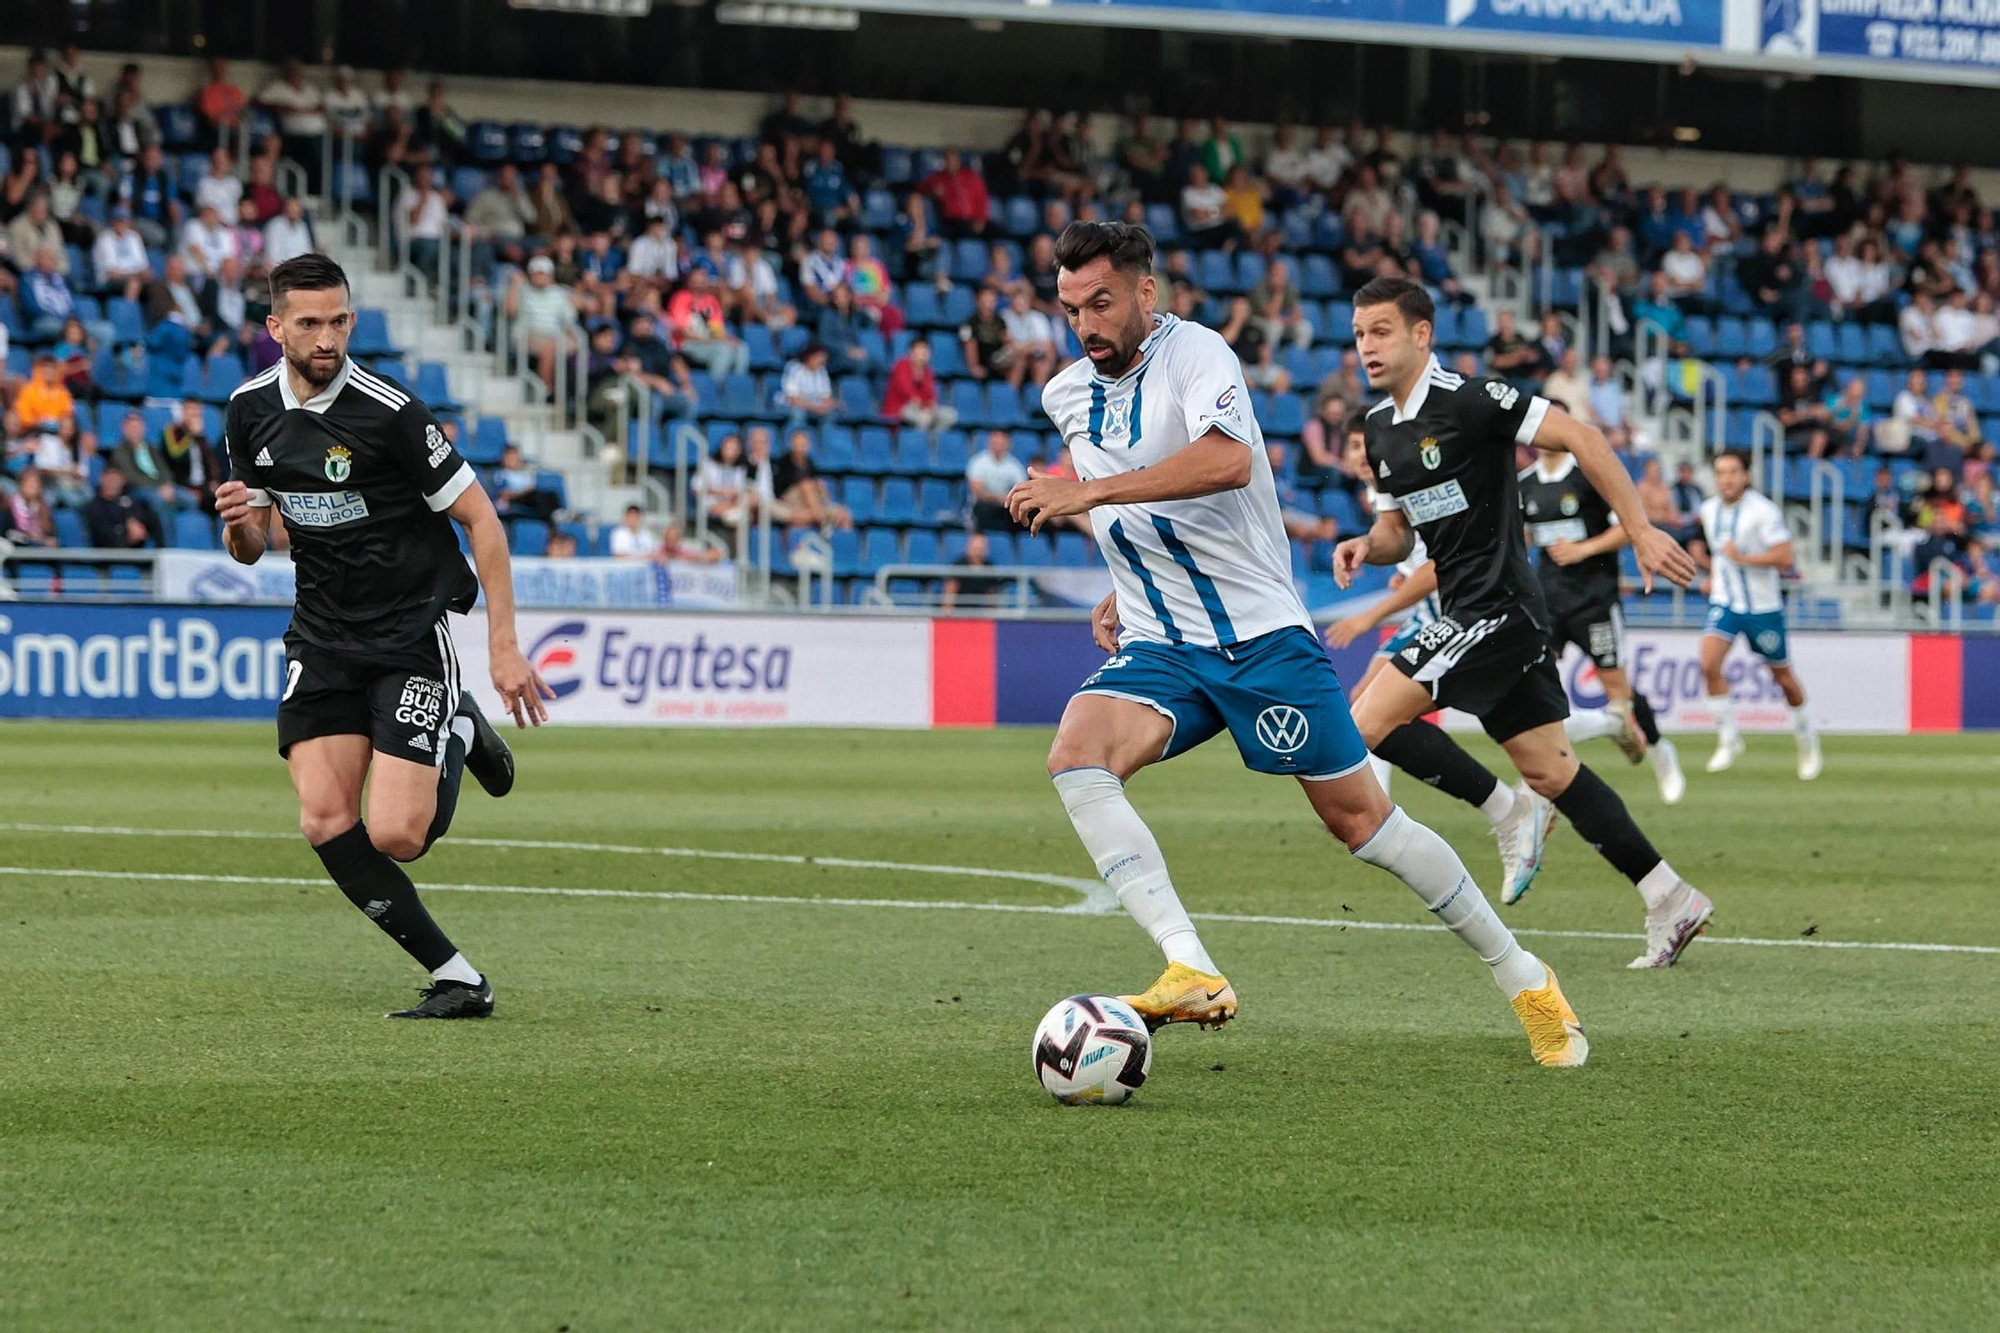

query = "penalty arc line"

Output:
[[0, 856, 1996, 958]]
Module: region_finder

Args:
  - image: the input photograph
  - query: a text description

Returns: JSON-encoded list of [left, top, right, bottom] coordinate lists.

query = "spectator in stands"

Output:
[[1535, 311, 1568, 370], [509, 255, 583, 394], [199, 255, 250, 339], [968, 429, 1028, 532], [802, 228, 847, 307], [5, 467, 58, 547], [1116, 115, 1169, 203], [1243, 340, 1291, 394], [1411, 211, 1457, 294], [959, 284, 1018, 388], [814, 283, 867, 374], [1001, 284, 1056, 385], [1299, 394, 1349, 482], [844, 235, 900, 336], [1636, 457, 1687, 541], [779, 344, 837, 425], [178, 202, 237, 280], [1965, 470, 2000, 540], [1901, 288, 1942, 365], [1934, 369, 1984, 468], [413, 79, 468, 165], [86, 466, 163, 549], [1339, 220, 1385, 293], [8, 413, 91, 508], [161, 398, 221, 510], [1484, 308, 1546, 387], [1891, 368, 1944, 458], [466, 164, 532, 259], [106, 84, 159, 164], [918, 149, 990, 239], [728, 239, 795, 330], [263, 195, 315, 268], [259, 60, 327, 171], [1478, 180, 1534, 274], [697, 432, 750, 541], [1542, 350, 1592, 426], [1304, 125, 1353, 198], [51, 317, 95, 399], [1659, 231, 1708, 308], [1179, 164, 1238, 252], [323, 65, 370, 141], [667, 268, 747, 376], [623, 310, 698, 420], [1672, 461, 1706, 522], [1778, 364, 1833, 458], [882, 338, 957, 437], [1269, 442, 1335, 545], [1768, 321, 1813, 379], [46, 153, 94, 248], [1826, 376, 1871, 457], [528, 162, 573, 238], [942, 530, 1006, 611], [773, 427, 851, 532], [1220, 164, 1268, 243], [230, 199, 269, 275], [151, 254, 204, 331], [1219, 295, 1267, 367], [1317, 348, 1364, 412], [489, 444, 561, 525], [192, 58, 245, 149], [894, 191, 942, 283], [616, 214, 675, 293], [188, 148, 242, 224], [1934, 289, 1984, 370], [609, 504, 653, 559], [1741, 227, 1811, 325], [15, 355, 75, 434], [1249, 257, 1311, 349], [8, 194, 65, 282], [1022, 233, 1060, 311], [110, 409, 186, 512], [400, 163, 450, 283], [20, 247, 76, 340], [1343, 164, 1394, 236]]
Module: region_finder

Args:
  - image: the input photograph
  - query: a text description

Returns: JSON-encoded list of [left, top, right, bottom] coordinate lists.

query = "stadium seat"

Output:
[[1053, 531, 1092, 566], [861, 527, 901, 573], [467, 417, 509, 466], [171, 511, 216, 550], [878, 478, 918, 525], [857, 427, 897, 473], [816, 426, 856, 471], [918, 478, 960, 525], [469, 123, 509, 164], [1014, 535, 1051, 568], [892, 431, 932, 476], [415, 362, 462, 412], [926, 332, 967, 379], [1004, 197, 1039, 238], [53, 508, 87, 548], [837, 376, 878, 422], [510, 518, 551, 556], [1747, 317, 1778, 358], [905, 286, 944, 328], [841, 477, 879, 525], [348, 310, 398, 358], [744, 325, 781, 372], [905, 530, 942, 565]]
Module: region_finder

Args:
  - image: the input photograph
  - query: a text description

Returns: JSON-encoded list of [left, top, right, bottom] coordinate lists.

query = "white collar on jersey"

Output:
[[1092, 312, 1179, 385], [1533, 453, 1577, 483], [1385, 354, 1462, 424], [279, 355, 354, 414]]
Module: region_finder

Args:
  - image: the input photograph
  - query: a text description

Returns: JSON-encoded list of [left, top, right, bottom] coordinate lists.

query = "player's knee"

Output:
[[370, 824, 428, 864], [298, 803, 359, 847], [1510, 745, 1577, 798], [1046, 736, 1104, 778]]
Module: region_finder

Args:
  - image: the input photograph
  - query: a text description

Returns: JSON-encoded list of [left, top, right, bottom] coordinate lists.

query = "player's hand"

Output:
[[1631, 524, 1700, 592], [1332, 536, 1371, 589], [1547, 539, 1587, 566], [490, 644, 556, 728], [215, 480, 259, 530], [1090, 591, 1121, 653], [1719, 540, 1742, 562], [1323, 612, 1376, 649], [1006, 469, 1094, 536]]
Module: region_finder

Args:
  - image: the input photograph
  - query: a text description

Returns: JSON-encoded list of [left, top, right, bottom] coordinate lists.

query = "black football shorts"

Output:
[[1388, 610, 1571, 743], [1547, 601, 1626, 673], [276, 618, 461, 765]]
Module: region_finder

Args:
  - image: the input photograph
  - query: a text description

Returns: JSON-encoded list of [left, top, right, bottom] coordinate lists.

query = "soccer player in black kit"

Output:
[[1334, 277, 1714, 970], [1519, 435, 1688, 805], [215, 254, 553, 1017]]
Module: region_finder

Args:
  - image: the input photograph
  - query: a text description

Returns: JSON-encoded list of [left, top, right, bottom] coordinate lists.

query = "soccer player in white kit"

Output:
[[1698, 449, 1822, 780], [1004, 222, 1585, 1067]]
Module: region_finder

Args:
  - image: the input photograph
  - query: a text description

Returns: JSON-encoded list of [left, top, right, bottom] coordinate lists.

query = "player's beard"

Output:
[[1089, 309, 1151, 378], [287, 344, 342, 389]]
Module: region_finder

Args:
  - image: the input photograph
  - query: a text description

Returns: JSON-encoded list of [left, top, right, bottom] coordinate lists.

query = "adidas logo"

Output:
[[1377, 459, 1391, 478], [362, 898, 390, 920], [255, 447, 274, 466], [407, 732, 432, 753], [1401, 646, 1420, 664]]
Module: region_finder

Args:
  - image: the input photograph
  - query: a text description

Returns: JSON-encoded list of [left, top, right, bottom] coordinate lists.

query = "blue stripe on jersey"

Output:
[[1127, 366, 1145, 450], [1724, 505, 1748, 609], [1108, 518, 1181, 645], [1087, 381, 1107, 448], [1152, 515, 1237, 644]]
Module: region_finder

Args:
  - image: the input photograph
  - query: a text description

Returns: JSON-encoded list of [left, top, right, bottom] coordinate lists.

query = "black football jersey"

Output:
[[1365, 356, 1552, 630], [226, 358, 480, 654], [1518, 455, 1620, 616]]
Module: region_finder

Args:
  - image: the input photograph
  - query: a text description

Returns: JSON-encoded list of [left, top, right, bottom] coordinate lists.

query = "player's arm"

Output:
[[1547, 513, 1630, 566], [1326, 559, 1435, 646], [445, 482, 553, 728], [217, 401, 274, 564], [1721, 507, 1795, 569], [1004, 430, 1248, 535], [1529, 407, 1698, 591], [1331, 506, 1415, 588]]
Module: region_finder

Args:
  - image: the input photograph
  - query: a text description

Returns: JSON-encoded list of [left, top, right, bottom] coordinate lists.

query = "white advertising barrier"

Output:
[[451, 609, 933, 728], [1438, 628, 1909, 735], [155, 550, 738, 610]]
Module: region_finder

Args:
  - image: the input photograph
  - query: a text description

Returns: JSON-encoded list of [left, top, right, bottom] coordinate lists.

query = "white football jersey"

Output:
[[1043, 313, 1311, 649], [1699, 489, 1790, 614]]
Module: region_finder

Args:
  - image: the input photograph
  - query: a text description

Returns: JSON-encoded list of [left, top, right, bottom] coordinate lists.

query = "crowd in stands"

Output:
[[6, 47, 2000, 606]]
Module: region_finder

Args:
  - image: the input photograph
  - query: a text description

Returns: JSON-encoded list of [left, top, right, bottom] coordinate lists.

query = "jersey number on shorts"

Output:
[[1083, 655, 1132, 687]]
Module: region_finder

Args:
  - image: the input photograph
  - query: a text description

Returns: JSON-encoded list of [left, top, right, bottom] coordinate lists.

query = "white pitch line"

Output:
[[1, 855, 1996, 957]]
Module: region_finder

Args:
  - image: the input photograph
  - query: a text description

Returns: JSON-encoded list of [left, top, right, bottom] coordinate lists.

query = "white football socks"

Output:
[[1636, 860, 1682, 911], [449, 714, 475, 752], [1368, 752, 1394, 800], [1353, 805, 1546, 998], [431, 951, 483, 986], [1053, 767, 1218, 974], [1791, 704, 1815, 736], [1565, 707, 1628, 744], [1708, 693, 1739, 744], [1478, 780, 1518, 828]]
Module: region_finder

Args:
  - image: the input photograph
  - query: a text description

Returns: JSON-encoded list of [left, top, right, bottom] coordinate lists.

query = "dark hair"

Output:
[[1344, 408, 1371, 438], [1715, 448, 1753, 472], [1052, 221, 1155, 277], [1353, 275, 1435, 330], [269, 253, 350, 310]]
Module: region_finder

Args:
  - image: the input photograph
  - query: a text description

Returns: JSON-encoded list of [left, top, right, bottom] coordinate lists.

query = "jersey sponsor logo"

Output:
[[1587, 619, 1620, 661], [425, 423, 451, 469], [1214, 386, 1237, 413], [324, 444, 353, 483], [395, 677, 446, 732], [254, 447, 275, 467], [1486, 381, 1520, 411], [1400, 477, 1470, 524], [274, 489, 370, 527], [1529, 517, 1588, 547], [1419, 436, 1442, 470], [1254, 704, 1310, 755]]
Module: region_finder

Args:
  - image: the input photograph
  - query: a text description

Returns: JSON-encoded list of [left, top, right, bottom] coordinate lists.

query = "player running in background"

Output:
[[1006, 222, 1586, 1067], [1698, 449, 1822, 780], [216, 254, 553, 1019], [1519, 436, 1687, 804], [1335, 277, 1714, 970]]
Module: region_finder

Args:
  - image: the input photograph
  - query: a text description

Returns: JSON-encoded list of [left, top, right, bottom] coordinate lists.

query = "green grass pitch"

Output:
[[2, 722, 1997, 1331]]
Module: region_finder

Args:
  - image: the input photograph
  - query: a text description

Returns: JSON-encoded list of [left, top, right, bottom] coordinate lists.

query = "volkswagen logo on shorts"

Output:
[[1255, 705, 1310, 754]]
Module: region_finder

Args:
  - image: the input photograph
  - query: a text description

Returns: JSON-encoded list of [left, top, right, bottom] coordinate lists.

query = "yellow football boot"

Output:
[[1119, 962, 1237, 1031], [1510, 965, 1589, 1067]]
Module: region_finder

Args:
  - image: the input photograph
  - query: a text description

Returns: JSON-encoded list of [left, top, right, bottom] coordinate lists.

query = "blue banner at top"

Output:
[[1047, 0, 1725, 46], [1763, 0, 2000, 68]]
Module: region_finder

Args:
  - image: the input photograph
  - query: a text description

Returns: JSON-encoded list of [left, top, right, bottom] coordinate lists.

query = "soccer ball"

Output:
[[1031, 994, 1152, 1105]]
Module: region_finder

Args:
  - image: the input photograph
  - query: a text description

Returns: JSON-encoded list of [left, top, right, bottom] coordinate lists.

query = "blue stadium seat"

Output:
[[905, 530, 942, 564], [862, 527, 901, 573], [861, 189, 897, 232], [1144, 203, 1180, 245], [1014, 535, 1051, 568], [549, 126, 585, 165], [509, 123, 547, 164], [1004, 196, 1038, 238], [1054, 531, 1092, 566], [109, 562, 145, 589], [817, 426, 856, 471], [469, 123, 509, 164], [905, 286, 943, 328], [879, 148, 913, 185], [926, 331, 967, 379], [201, 352, 246, 403], [984, 381, 1026, 429], [827, 529, 863, 577], [918, 478, 959, 524], [892, 431, 932, 476], [1236, 252, 1267, 293], [1716, 317, 1748, 359], [933, 431, 970, 477], [414, 362, 461, 412], [841, 478, 878, 525], [1198, 250, 1236, 294], [53, 507, 87, 548], [1835, 321, 1868, 364], [510, 519, 550, 556], [1300, 253, 1339, 299], [1747, 317, 1778, 358], [857, 427, 897, 473], [171, 511, 216, 550], [1866, 323, 1904, 366], [949, 380, 989, 429], [467, 417, 509, 466], [348, 310, 398, 358], [1806, 321, 1838, 361], [1683, 316, 1716, 358], [983, 531, 1017, 565], [838, 375, 878, 422], [878, 478, 918, 524], [719, 373, 761, 419], [744, 324, 781, 372]]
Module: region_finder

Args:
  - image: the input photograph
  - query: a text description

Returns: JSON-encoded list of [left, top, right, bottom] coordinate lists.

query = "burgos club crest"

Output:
[[1419, 436, 1441, 469], [324, 444, 353, 483]]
